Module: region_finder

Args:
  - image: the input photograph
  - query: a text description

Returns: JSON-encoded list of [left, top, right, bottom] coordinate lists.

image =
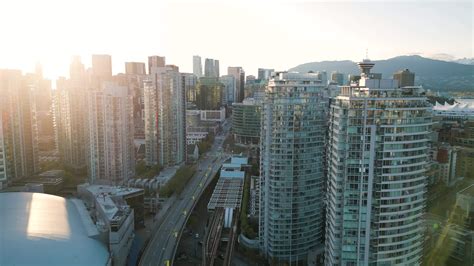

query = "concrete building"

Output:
[[232, 98, 262, 145], [70, 55, 86, 81], [0, 69, 39, 188], [147, 55, 165, 75], [325, 60, 432, 265], [220, 75, 236, 105], [121, 67, 147, 140], [91, 54, 112, 86], [315, 71, 328, 85], [199, 108, 226, 122], [437, 143, 461, 186], [78, 184, 144, 266], [26, 64, 53, 153], [214, 59, 220, 78], [86, 83, 135, 185], [393, 68, 415, 87], [125, 62, 146, 75], [227, 67, 245, 102], [0, 192, 111, 265], [185, 109, 221, 145], [144, 65, 186, 167], [259, 72, 328, 263], [193, 55, 203, 77], [330, 71, 344, 85], [181, 72, 198, 103], [196, 77, 223, 110], [54, 73, 88, 170]]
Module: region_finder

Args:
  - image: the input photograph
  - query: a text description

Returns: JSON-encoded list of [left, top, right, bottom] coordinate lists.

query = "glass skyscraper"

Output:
[[259, 72, 328, 263], [325, 60, 432, 265]]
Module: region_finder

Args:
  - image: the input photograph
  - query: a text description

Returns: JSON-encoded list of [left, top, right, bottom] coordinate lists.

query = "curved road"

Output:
[[139, 120, 231, 266]]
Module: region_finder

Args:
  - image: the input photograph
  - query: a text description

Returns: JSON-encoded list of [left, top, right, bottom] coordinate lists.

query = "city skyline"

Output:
[[0, 1, 473, 265], [0, 1, 471, 80]]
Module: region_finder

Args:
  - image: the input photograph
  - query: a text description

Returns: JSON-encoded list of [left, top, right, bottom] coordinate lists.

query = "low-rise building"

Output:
[[78, 184, 145, 266], [436, 143, 461, 186]]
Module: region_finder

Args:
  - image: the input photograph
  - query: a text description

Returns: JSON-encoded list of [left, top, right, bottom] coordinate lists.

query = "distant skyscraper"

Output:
[[181, 73, 198, 103], [91, 54, 112, 79], [148, 55, 166, 74], [393, 68, 415, 87], [195, 77, 223, 110], [227, 67, 245, 102], [70, 56, 86, 82], [246, 75, 256, 84], [123, 63, 147, 139], [330, 71, 344, 85], [86, 83, 135, 184], [125, 62, 146, 75], [325, 60, 431, 265], [204, 58, 215, 77], [144, 65, 186, 167], [0, 69, 39, 187], [54, 57, 89, 169], [315, 71, 328, 85], [219, 75, 236, 104], [257, 68, 274, 81], [26, 64, 53, 148], [54, 74, 88, 170], [260, 72, 327, 263], [214, 60, 220, 77], [193, 55, 203, 77]]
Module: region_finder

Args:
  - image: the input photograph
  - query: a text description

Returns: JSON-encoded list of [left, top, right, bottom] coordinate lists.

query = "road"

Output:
[[139, 119, 231, 266]]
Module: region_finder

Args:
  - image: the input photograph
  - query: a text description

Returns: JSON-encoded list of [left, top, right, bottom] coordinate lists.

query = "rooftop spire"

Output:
[[358, 49, 374, 76]]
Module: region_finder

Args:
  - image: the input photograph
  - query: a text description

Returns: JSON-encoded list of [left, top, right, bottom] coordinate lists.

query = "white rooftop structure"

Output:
[[230, 156, 248, 165], [220, 170, 245, 179], [433, 99, 474, 119], [78, 184, 141, 223], [0, 192, 110, 266], [207, 155, 248, 210]]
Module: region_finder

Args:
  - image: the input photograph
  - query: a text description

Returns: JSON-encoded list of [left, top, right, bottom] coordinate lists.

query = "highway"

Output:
[[139, 119, 231, 266]]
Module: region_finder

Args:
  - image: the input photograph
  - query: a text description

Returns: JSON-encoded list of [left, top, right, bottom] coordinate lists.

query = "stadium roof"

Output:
[[0, 192, 110, 266], [434, 100, 474, 114]]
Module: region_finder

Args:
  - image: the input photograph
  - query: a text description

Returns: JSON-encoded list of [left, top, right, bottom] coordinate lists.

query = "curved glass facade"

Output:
[[259, 72, 327, 263], [325, 82, 432, 265]]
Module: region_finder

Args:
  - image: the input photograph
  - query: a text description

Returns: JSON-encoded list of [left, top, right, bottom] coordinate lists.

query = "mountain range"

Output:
[[289, 55, 474, 91]]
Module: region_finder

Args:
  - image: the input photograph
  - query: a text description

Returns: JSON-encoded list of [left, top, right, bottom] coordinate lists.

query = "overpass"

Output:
[[139, 129, 230, 266]]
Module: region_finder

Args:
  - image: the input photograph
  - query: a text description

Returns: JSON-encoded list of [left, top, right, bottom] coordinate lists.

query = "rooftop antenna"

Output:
[[365, 48, 369, 60]]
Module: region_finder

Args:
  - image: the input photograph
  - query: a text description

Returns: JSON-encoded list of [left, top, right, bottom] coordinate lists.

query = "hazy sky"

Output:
[[0, 0, 472, 80]]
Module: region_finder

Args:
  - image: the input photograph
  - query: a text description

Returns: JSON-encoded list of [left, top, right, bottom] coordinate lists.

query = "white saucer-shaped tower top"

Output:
[[357, 58, 375, 76]]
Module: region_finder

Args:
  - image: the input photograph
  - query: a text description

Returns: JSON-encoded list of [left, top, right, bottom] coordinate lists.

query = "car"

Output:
[[198, 241, 203, 246], [218, 254, 225, 259], [195, 233, 199, 239]]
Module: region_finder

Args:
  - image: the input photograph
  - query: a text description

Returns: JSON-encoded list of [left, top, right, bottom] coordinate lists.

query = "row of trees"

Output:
[[159, 165, 197, 197], [240, 176, 257, 239], [198, 133, 215, 154], [135, 160, 162, 179]]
